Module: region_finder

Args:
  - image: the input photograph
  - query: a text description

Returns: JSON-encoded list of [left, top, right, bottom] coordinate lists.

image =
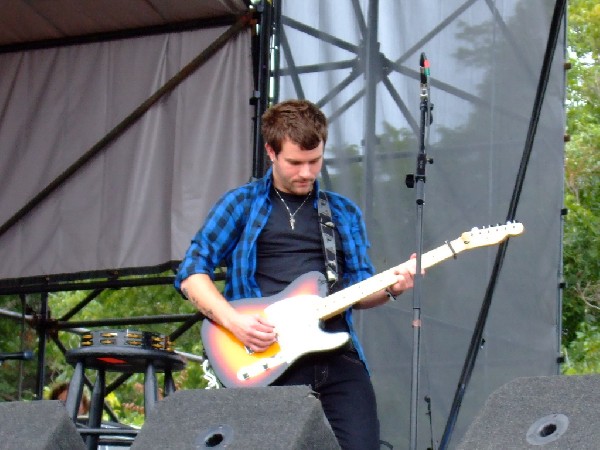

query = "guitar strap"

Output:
[[317, 190, 339, 290]]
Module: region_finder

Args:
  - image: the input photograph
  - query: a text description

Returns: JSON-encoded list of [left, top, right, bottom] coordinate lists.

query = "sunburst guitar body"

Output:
[[201, 271, 345, 388]]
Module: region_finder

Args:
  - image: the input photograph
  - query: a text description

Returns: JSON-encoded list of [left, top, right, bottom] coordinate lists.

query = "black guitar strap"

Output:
[[317, 190, 339, 289]]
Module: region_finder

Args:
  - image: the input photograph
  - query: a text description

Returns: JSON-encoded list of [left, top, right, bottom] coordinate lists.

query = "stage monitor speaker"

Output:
[[457, 374, 600, 450], [0, 400, 85, 450], [131, 385, 339, 450]]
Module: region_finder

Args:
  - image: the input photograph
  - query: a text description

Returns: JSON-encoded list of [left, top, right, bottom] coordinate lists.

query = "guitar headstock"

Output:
[[460, 222, 524, 249]]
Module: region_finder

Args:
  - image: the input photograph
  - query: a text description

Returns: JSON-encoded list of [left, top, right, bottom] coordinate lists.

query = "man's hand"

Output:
[[356, 253, 424, 309], [387, 253, 422, 296], [182, 273, 277, 353], [226, 312, 277, 353]]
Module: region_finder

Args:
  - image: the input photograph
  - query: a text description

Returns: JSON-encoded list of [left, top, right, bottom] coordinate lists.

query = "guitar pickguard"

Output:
[[264, 295, 350, 362]]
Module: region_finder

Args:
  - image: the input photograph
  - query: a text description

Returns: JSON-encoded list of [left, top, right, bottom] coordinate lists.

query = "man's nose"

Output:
[[299, 163, 312, 177]]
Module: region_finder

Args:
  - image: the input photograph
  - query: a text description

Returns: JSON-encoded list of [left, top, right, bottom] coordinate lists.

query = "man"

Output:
[[175, 99, 418, 449]]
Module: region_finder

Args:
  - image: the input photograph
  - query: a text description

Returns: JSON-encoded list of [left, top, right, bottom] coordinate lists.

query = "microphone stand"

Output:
[[405, 53, 433, 450]]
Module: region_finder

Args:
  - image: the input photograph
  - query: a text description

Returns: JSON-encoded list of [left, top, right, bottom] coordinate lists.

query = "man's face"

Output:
[[266, 137, 323, 195]]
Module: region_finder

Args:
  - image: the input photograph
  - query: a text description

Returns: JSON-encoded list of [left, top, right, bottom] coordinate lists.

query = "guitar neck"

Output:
[[317, 237, 465, 320]]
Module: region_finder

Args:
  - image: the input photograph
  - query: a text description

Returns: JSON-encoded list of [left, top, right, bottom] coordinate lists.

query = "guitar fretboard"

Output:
[[316, 237, 466, 320]]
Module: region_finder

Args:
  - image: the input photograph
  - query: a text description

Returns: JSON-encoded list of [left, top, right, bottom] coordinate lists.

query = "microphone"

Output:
[[420, 52, 430, 86], [0, 351, 34, 362], [419, 52, 433, 123]]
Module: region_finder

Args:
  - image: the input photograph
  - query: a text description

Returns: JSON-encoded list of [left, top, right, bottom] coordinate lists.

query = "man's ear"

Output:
[[265, 144, 276, 162]]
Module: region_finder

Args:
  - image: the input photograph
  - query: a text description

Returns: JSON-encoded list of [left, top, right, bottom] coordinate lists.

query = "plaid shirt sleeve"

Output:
[[174, 187, 249, 292], [326, 190, 375, 369], [327, 191, 375, 286]]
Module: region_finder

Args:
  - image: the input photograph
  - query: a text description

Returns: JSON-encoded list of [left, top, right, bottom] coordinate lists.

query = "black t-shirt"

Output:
[[255, 187, 347, 332], [256, 188, 324, 296]]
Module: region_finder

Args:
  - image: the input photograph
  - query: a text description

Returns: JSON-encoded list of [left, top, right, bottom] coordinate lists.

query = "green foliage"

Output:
[[561, 0, 600, 373], [0, 277, 213, 425], [0, 295, 39, 401], [562, 322, 600, 374]]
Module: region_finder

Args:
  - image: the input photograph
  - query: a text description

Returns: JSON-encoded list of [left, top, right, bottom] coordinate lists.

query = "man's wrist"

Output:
[[385, 288, 398, 302]]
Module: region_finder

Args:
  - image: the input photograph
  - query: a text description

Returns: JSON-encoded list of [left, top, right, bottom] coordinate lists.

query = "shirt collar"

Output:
[[261, 166, 322, 198]]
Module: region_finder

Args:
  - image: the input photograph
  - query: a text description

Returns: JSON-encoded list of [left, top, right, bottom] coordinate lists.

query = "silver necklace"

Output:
[[274, 188, 312, 230]]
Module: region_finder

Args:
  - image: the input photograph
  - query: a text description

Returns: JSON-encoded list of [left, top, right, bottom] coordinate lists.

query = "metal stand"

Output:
[[65, 329, 186, 450], [405, 53, 433, 450]]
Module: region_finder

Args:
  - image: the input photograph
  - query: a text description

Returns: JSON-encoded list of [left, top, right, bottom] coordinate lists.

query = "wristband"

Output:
[[385, 288, 397, 302]]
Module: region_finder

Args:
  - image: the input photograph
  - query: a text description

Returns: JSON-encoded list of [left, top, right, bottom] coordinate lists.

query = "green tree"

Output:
[[0, 276, 211, 425], [0, 295, 38, 401], [562, 0, 600, 373]]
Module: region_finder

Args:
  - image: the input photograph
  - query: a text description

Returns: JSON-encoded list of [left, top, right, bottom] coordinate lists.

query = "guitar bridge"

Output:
[[237, 355, 285, 381]]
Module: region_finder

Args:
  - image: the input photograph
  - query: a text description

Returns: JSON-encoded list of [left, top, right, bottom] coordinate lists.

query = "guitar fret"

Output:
[[317, 238, 467, 320], [319, 270, 397, 319]]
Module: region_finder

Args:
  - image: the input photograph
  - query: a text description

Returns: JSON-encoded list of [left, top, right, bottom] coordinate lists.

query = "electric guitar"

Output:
[[202, 222, 524, 388]]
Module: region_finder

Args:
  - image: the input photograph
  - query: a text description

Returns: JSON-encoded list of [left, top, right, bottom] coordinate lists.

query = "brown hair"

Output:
[[50, 381, 90, 413], [261, 99, 328, 155]]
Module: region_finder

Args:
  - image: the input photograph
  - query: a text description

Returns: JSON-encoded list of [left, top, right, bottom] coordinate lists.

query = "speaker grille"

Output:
[[457, 375, 600, 450], [0, 400, 85, 450], [131, 386, 339, 450]]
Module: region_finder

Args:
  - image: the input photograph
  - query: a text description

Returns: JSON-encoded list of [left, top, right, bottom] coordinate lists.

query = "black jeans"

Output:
[[272, 347, 380, 450]]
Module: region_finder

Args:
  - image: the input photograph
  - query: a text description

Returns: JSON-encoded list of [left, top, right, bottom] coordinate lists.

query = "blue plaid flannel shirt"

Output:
[[175, 167, 376, 365]]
